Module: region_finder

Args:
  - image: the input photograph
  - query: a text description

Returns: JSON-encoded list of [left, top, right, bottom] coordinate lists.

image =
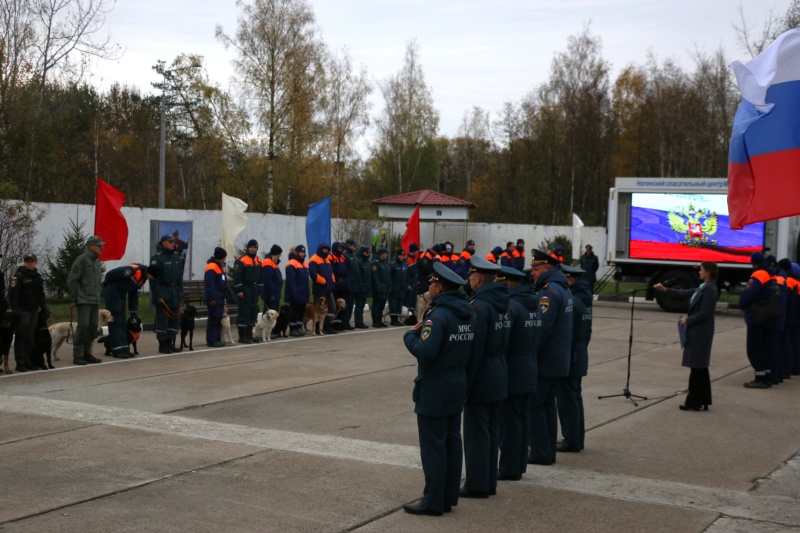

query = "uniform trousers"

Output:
[[354, 295, 368, 326], [556, 377, 585, 450], [529, 376, 560, 464], [13, 310, 38, 367], [498, 393, 531, 477], [388, 293, 404, 317], [746, 325, 772, 383], [405, 288, 418, 317], [685, 368, 712, 408], [73, 304, 99, 359], [792, 327, 800, 375], [463, 401, 499, 493], [206, 303, 224, 344], [155, 304, 180, 342], [370, 298, 387, 326], [340, 292, 355, 327], [237, 286, 259, 328], [417, 413, 463, 513], [104, 286, 129, 353], [288, 303, 305, 332]]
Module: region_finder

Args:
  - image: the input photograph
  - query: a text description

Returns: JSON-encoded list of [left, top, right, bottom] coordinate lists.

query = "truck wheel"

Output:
[[653, 270, 697, 313]]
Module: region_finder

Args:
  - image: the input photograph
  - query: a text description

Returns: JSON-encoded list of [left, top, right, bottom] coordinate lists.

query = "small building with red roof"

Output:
[[372, 190, 475, 221]]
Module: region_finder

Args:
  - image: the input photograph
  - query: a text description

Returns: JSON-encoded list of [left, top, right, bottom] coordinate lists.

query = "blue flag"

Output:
[[306, 197, 331, 257]]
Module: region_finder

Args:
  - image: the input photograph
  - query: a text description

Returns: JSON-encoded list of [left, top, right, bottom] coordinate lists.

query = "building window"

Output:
[[437, 210, 442, 216]]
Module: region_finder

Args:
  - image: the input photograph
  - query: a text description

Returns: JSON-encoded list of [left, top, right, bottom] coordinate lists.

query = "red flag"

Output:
[[401, 205, 420, 254], [94, 178, 128, 260]]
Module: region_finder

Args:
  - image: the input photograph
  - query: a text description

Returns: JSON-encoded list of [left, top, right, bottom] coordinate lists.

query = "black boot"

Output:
[[250, 326, 262, 343], [238, 326, 254, 344], [158, 340, 173, 354], [390, 317, 402, 326], [171, 338, 182, 353]]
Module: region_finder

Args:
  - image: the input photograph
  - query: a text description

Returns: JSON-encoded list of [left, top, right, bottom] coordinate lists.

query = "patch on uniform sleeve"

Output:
[[421, 324, 432, 341], [539, 296, 550, 314], [124, 269, 132, 277], [9, 276, 17, 288], [151, 259, 158, 265], [372, 265, 377, 271], [746, 279, 753, 289]]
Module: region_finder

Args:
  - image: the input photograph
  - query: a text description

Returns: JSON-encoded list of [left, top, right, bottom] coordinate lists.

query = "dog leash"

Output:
[[158, 300, 183, 319], [66, 306, 75, 345]]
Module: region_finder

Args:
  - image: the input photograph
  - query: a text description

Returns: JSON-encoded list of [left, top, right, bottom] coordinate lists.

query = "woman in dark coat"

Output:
[[654, 261, 718, 411]]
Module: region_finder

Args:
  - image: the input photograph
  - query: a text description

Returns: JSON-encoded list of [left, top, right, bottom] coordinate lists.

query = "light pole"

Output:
[[158, 63, 200, 209]]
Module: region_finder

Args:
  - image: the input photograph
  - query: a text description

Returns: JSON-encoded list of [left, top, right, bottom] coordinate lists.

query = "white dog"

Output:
[[50, 309, 114, 360], [416, 291, 432, 322], [382, 305, 410, 325], [221, 307, 234, 344], [253, 309, 279, 342]]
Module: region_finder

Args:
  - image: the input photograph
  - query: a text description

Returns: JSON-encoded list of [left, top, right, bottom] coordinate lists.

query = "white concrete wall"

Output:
[[30, 202, 607, 291]]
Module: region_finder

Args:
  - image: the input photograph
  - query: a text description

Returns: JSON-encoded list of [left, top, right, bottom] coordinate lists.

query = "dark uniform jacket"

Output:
[[204, 259, 227, 306], [403, 290, 477, 417], [8, 266, 48, 314], [466, 281, 510, 403], [416, 250, 439, 293], [568, 281, 593, 377], [371, 258, 390, 299], [406, 255, 418, 292], [150, 243, 184, 307], [738, 267, 779, 327], [284, 252, 310, 305], [104, 263, 148, 314], [500, 251, 514, 268], [533, 268, 572, 378], [356, 253, 372, 297], [67, 248, 103, 305], [233, 252, 262, 291], [308, 244, 335, 296], [330, 243, 347, 292], [506, 284, 540, 395], [667, 282, 717, 369], [261, 254, 283, 310], [344, 248, 360, 292], [390, 256, 408, 295], [457, 248, 473, 278], [579, 253, 600, 286]]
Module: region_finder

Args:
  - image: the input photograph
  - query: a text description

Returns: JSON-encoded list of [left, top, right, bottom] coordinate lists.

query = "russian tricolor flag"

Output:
[[728, 28, 800, 230]]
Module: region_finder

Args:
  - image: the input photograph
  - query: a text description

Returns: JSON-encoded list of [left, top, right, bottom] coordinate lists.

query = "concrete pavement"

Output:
[[1, 302, 798, 532]]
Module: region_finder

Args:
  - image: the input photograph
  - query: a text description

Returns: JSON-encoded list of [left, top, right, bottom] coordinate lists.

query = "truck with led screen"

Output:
[[607, 178, 800, 312]]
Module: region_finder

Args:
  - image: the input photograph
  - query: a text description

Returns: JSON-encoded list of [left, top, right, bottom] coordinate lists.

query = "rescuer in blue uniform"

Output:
[[402, 262, 476, 516], [234, 239, 262, 344], [496, 265, 539, 481], [151, 234, 184, 354], [204, 247, 228, 347], [103, 263, 160, 357], [528, 249, 572, 465], [556, 264, 592, 452], [417, 244, 442, 295], [354, 246, 372, 328], [330, 242, 348, 330], [740, 252, 780, 388], [261, 245, 283, 313], [389, 249, 408, 326], [370, 247, 390, 327], [461, 255, 509, 498]]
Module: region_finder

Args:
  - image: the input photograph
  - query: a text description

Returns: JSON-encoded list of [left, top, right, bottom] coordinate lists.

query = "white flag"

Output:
[[221, 193, 248, 258], [572, 213, 584, 260]]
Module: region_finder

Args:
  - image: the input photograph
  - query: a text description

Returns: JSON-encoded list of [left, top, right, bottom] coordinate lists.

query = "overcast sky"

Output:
[[91, 0, 790, 140]]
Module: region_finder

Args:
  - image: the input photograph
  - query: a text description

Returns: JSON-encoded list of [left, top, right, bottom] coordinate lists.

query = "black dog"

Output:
[[99, 314, 143, 358], [180, 304, 197, 351], [272, 304, 290, 338], [0, 310, 14, 374], [29, 314, 54, 370]]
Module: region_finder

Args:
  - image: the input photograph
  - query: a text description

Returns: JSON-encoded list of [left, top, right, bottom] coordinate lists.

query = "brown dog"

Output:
[[304, 296, 328, 336], [50, 309, 113, 361]]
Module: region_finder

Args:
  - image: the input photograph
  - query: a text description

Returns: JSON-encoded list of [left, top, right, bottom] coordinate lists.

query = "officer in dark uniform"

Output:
[[330, 242, 348, 330], [340, 239, 359, 330], [528, 249, 572, 465], [739, 252, 780, 388], [8, 253, 49, 372], [103, 263, 160, 357], [461, 256, 509, 498], [151, 234, 184, 354], [234, 239, 262, 344], [370, 247, 390, 327], [405, 243, 420, 315], [402, 262, 477, 516], [389, 249, 408, 326], [354, 246, 371, 328], [556, 264, 592, 453], [497, 265, 539, 481], [205, 247, 228, 347]]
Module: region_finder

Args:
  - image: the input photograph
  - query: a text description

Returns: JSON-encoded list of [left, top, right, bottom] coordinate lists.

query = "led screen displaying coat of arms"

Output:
[[629, 193, 764, 263]]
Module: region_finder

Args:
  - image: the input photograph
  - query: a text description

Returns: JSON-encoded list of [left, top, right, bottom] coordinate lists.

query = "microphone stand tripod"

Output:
[[598, 288, 649, 407]]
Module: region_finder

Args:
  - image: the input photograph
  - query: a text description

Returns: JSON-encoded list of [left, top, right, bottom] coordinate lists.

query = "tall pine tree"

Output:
[[43, 219, 89, 300]]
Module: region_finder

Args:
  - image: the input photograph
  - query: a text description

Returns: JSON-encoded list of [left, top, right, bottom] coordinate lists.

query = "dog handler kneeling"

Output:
[[103, 263, 161, 358]]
